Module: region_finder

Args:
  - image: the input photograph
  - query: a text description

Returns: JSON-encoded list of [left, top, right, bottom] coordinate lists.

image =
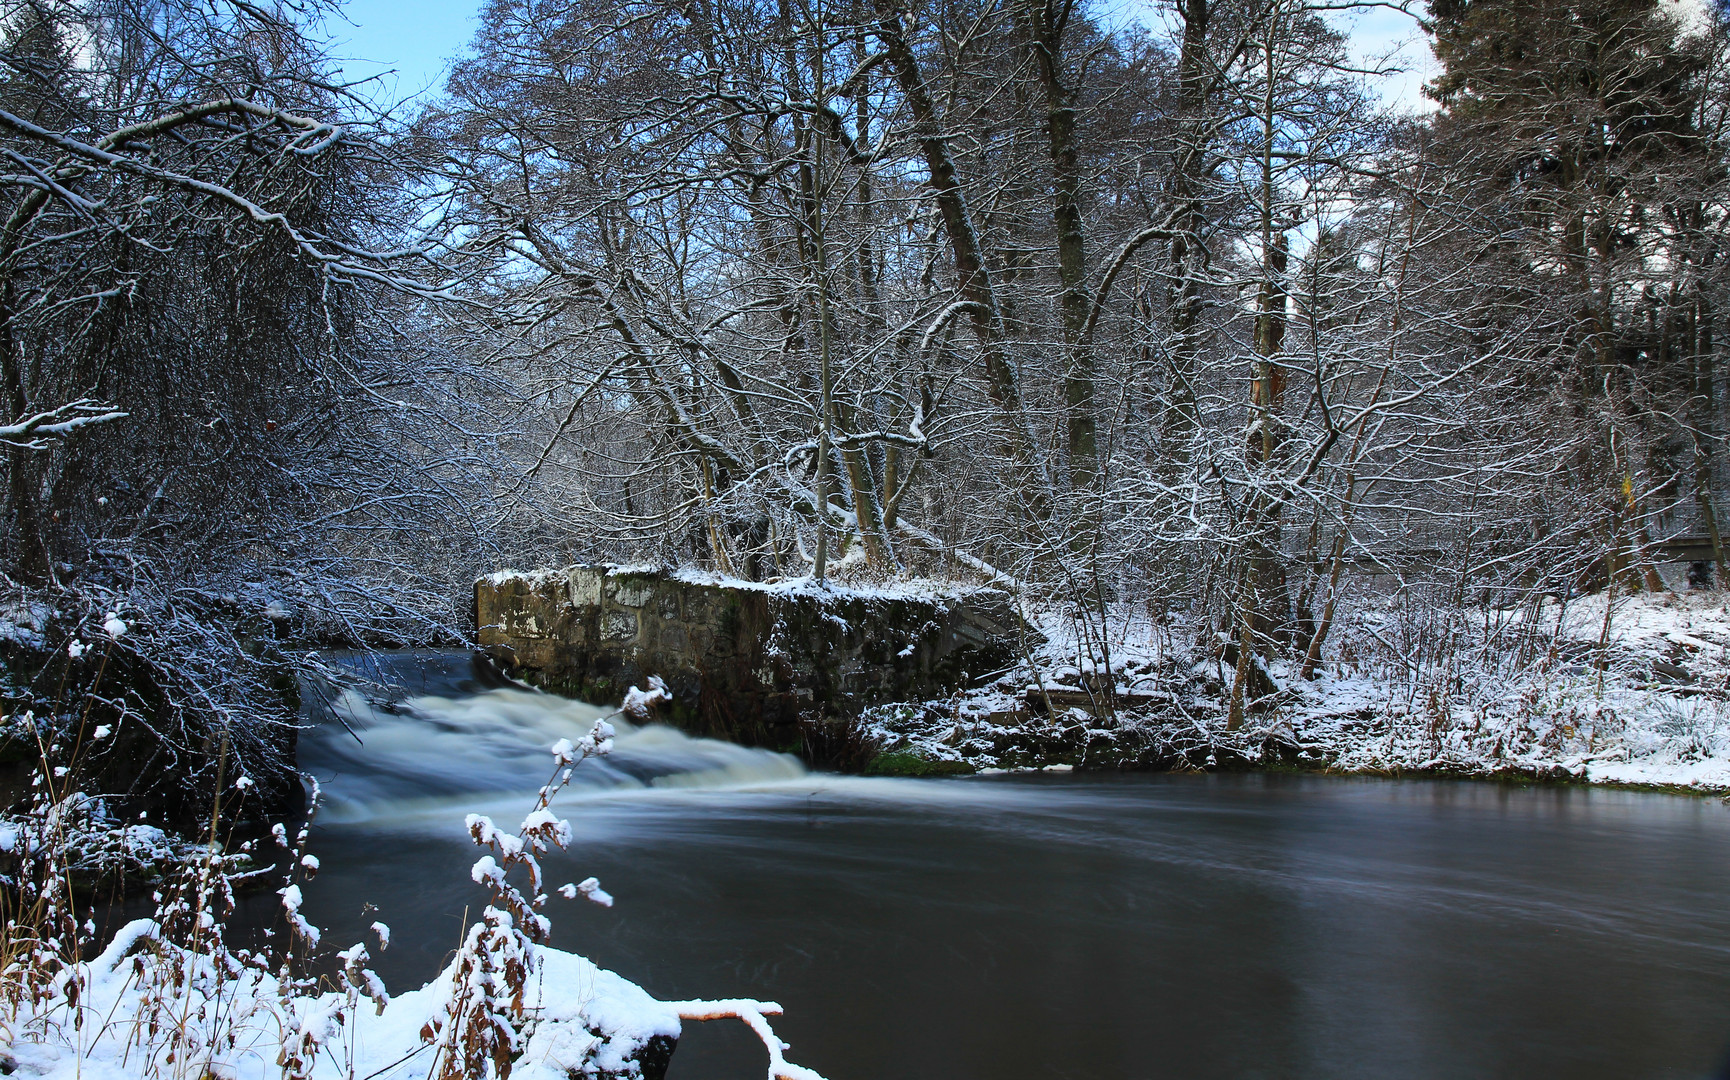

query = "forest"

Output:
[[3, 0, 1730, 1077]]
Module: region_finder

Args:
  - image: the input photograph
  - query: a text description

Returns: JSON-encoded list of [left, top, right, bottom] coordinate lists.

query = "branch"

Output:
[[0, 399, 128, 449], [669, 999, 828, 1080], [1080, 223, 1172, 345], [0, 108, 448, 300], [918, 300, 989, 356], [893, 521, 1023, 591], [96, 98, 342, 156]]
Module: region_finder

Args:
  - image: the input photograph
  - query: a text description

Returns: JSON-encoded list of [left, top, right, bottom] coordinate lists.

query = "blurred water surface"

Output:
[[291, 650, 1730, 1080]]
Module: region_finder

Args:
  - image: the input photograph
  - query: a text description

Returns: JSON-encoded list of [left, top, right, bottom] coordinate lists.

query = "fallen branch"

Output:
[[894, 521, 1024, 591], [669, 999, 828, 1080]]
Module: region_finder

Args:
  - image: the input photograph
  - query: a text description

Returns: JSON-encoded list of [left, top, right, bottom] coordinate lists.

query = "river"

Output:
[[289, 650, 1730, 1079]]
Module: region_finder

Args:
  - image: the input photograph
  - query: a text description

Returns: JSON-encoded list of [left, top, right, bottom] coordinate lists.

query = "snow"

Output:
[[666, 564, 977, 601], [484, 567, 568, 587], [565, 876, 614, 907], [621, 675, 672, 721], [485, 563, 989, 604], [663, 999, 825, 1080], [520, 807, 566, 836], [0, 599, 51, 648], [2, 919, 682, 1080], [471, 853, 507, 888], [1274, 589, 1730, 790], [2, 758, 825, 1079], [864, 588, 1730, 793], [0, 795, 184, 879], [279, 883, 322, 946]]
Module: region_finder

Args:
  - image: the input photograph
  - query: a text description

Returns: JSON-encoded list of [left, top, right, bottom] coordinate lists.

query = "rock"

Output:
[[863, 751, 976, 777], [1688, 561, 1714, 590], [600, 1033, 677, 1080], [600, 610, 638, 641], [1653, 659, 1695, 684], [477, 566, 1033, 752], [1024, 686, 1166, 715]]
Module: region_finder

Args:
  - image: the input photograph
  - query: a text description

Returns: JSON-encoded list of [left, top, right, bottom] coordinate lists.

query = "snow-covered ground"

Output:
[[5, 922, 681, 1080], [1, 711, 826, 1080], [865, 589, 1730, 793]]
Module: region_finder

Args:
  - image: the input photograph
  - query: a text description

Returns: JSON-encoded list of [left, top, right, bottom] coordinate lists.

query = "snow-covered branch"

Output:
[[668, 999, 830, 1080], [0, 399, 127, 449]]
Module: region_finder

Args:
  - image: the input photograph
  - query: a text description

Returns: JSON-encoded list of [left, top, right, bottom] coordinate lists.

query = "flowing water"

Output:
[[289, 650, 1730, 1079]]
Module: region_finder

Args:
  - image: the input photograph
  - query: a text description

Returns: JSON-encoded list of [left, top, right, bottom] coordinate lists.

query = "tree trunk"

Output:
[[1024, 0, 1095, 491], [871, 0, 1050, 519], [1162, 0, 1210, 462]]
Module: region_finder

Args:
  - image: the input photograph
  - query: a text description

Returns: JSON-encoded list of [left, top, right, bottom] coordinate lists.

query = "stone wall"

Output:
[[475, 566, 1029, 750]]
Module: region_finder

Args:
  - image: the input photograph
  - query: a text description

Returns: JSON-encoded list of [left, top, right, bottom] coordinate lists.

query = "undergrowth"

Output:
[[0, 676, 830, 1079]]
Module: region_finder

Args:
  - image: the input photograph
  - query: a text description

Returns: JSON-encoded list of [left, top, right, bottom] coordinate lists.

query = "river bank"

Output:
[[854, 589, 1730, 796], [471, 566, 1730, 795]]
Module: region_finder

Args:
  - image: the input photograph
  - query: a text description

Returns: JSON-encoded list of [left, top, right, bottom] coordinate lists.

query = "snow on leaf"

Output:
[[471, 855, 505, 889], [573, 877, 613, 908], [620, 676, 672, 721]]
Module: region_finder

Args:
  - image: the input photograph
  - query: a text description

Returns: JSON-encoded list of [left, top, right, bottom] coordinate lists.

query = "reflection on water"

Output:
[[292, 651, 1730, 1080]]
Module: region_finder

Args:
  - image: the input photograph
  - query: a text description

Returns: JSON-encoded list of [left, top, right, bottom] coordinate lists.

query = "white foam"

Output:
[[305, 685, 812, 825]]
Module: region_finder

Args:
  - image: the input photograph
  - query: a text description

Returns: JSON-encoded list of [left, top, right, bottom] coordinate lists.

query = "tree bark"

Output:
[[1024, 0, 1095, 491], [871, 0, 1051, 519]]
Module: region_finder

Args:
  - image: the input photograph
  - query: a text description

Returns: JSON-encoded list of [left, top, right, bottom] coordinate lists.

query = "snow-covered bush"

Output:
[[421, 723, 613, 1080], [1, 690, 831, 1080]]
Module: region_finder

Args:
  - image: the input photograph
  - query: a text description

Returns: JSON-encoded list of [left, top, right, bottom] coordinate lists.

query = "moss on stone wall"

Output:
[[863, 752, 977, 777]]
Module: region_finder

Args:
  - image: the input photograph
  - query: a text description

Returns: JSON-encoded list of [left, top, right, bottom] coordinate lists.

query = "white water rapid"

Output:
[[300, 659, 809, 826]]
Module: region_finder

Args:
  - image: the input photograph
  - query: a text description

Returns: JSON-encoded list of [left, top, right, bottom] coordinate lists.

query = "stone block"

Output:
[[601, 610, 638, 641], [567, 568, 604, 608], [508, 609, 551, 639], [478, 565, 1028, 751], [607, 575, 656, 609], [681, 589, 713, 624]]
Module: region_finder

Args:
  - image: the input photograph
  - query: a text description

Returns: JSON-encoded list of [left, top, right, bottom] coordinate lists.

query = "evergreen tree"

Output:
[[1422, 0, 1726, 582]]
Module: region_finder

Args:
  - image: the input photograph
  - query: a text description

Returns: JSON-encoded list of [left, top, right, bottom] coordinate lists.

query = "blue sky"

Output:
[[322, 0, 482, 106], [323, 0, 1434, 112]]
